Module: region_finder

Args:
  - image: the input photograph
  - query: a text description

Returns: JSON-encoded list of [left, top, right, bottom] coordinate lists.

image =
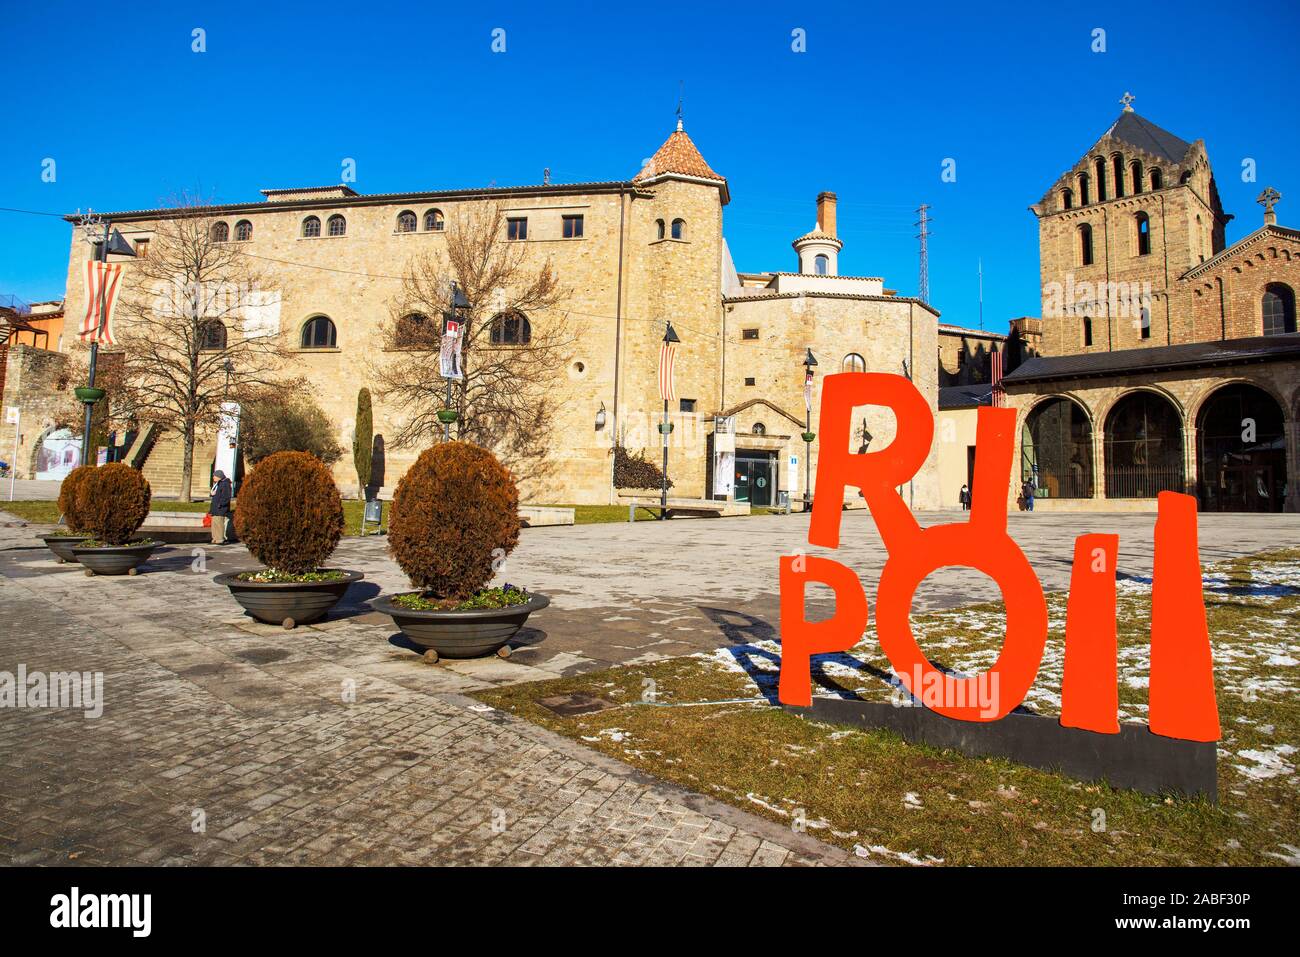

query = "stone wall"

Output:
[[0, 345, 76, 479]]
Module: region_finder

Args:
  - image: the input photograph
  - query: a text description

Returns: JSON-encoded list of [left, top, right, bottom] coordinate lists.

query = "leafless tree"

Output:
[[370, 203, 577, 486], [113, 194, 286, 501]]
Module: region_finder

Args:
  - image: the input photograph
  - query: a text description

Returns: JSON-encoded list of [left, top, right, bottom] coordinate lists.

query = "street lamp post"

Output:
[[76, 215, 135, 466], [438, 281, 470, 441], [801, 348, 817, 512], [659, 322, 680, 520]]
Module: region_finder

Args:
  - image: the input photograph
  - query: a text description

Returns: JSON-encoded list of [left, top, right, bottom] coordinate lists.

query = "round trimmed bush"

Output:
[[57, 465, 98, 533], [74, 463, 152, 545], [234, 451, 344, 575], [389, 442, 520, 600]]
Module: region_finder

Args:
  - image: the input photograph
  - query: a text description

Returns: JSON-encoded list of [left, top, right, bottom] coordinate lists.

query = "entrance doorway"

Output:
[[735, 450, 775, 506], [1196, 383, 1287, 512]]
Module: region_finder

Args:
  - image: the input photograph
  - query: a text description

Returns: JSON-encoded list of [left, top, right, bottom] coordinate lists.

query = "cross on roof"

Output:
[[1120, 91, 1135, 112], [1257, 186, 1282, 213]]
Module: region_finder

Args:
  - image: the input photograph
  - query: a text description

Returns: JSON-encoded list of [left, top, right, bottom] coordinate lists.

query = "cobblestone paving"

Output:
[[1, 508, 1294, 865]]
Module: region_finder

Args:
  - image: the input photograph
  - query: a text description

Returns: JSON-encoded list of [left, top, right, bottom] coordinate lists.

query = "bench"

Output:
[[616, 494, 752, 521]]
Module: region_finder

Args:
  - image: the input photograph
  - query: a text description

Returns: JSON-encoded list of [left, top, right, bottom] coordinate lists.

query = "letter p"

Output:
[[778, 554, 869, 707]]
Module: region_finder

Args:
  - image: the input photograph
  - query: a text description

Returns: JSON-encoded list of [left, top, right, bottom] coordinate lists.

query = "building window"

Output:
[[842, 353, 866, 373], [1135, 212, 1151, 256], [1149, 168, 1163, 190], [742, 328, 759, 340], [1094, 157, 1107, 201], [752, 422, 766, 435], [327, 215, 347, 237], [424, 209, 444, 231], [814, 254, 829, 274], [679, 398, 696, 413], [489, 310, 531, 345], [301, 315, 337, 349], [1130, 160, 1143, 194], [396, 210, 417, 233], [1083, 315, 1093, 347], [1112, 154, 1125, 197], [671, 218, 685, 240], [562, 214, 584, 239], [1061, 187, 1073, 210], [234, 220, 253, 241], [1262, 283, 1297, 336], [507, 217, 527, 241], [199, 320, 227, 351], [1078, 172, 1091, 206], [1140, 307, 1151, 339], [655, 219, 665, 240], [210, 221, 229, 243], [134, 239, 150, 258], [1078, 223, 1094, 266], [1180, 170, 1193, 186], [744, 377, 756, 386], [302, 216, 321, 238]]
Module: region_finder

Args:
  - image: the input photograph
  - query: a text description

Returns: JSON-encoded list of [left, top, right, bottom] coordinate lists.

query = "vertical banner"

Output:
[[80, 261, 124, 345], [215, 402, 241, 480], [712, 416, 735, 497], [658, 340, 677, 402], [804, 368, 814, 412], [440, 319, 463, 380]]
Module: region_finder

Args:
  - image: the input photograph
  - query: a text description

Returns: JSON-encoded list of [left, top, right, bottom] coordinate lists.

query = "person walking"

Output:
[[1021, 478, 1035, 513], [209, 470, 233, 545], [958, 483, 970, 511]]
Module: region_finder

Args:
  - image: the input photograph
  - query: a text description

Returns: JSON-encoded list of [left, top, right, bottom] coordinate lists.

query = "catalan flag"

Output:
[[658, 339, 677, 402], [80, 260, 124, 346]]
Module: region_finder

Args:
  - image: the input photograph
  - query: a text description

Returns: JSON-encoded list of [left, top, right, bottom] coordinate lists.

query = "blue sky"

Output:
[[1, 0, 1295, 330]]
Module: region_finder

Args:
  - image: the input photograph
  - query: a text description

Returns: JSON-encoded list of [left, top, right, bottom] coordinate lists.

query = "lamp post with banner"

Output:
[[657, 322, 680, 519], [438, 282, 470, 441], [801, 348, 817, 511], [75, 212, 136, 465]]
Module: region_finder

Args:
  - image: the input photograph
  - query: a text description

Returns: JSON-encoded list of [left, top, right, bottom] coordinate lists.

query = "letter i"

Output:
[[1149, 492, 1220, 742], [1060, 534, 1119, 733]]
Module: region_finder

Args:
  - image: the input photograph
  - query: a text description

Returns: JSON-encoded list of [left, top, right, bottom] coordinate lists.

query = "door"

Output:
[[735, 452, 774, 506]]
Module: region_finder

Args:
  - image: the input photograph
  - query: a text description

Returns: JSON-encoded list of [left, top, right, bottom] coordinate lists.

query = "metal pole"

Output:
[[8, 408, 18, 501], [443, 375, 451, 442], [804, 405, 811, 512], [660, 398, 668, 519], [80, 222, 110, 466]]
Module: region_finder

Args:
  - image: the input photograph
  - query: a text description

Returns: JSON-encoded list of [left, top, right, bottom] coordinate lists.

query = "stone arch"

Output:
[[1103, 388, 1186, 498], [1194, 381, 1288, 511], [1021, 394, 1095, 499]]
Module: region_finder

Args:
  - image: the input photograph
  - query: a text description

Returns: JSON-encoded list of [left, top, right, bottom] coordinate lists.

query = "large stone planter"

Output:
[[214, 568, 363, 629], [374, 592, 550, 660], [71, 541, 159, 576], [43, 534, 90, 564]]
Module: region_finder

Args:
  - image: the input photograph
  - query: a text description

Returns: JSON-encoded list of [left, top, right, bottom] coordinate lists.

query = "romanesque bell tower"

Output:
[[1030, 95, 1230, 355]]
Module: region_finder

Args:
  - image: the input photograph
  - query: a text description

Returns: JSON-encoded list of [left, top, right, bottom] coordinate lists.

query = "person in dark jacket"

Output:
[[958, 483, 971, 510], [1022, 478, 1036, 512], [209, 470, 233, 544]]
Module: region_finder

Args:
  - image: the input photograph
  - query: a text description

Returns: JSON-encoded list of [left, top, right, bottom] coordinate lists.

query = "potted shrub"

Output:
[[43, 464, 96, 563], [213, 450, 361, 629], [70, 463, 158, 576], [374, 442, 549, 661]]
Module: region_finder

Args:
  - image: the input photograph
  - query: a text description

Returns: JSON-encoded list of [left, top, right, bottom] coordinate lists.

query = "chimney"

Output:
[[816, 191, 837, 237]]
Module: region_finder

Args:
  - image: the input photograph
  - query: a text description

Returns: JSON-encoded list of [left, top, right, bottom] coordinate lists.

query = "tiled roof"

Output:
[[1001, 334, 1300, 385], [793, 229, 842, 246], [1103, 111, 1193, 164], [634, 129, 725, 184], [1181, 224, 1300, 280], [939, 385, 992, 409]]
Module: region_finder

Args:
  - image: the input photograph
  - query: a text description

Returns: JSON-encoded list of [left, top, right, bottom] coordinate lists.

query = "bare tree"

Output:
[[114, 195, 286, 501], [371, 203, 577, 485]]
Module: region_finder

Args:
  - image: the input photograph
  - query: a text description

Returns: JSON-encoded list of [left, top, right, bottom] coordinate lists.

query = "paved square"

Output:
[[1, 508, 1295, 865]]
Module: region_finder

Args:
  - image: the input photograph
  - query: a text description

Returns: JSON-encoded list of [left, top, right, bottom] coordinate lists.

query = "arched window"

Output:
[[489, 310, 531, 345], [655, 219, 665, 240], [752, 422, 766, 435], [1196, 384, 1288, 511], [1112, 154, 1125, 197], [1021, 398, 1093, 499], [815, 254, 829, 275], [671, 218, 685, 240], [1094, 157, 1108, 201], [1078, 172, 1091, 206], [1135, 212, 1151, 256], [1140, 306, 1151, 340], [1078, 223, 1094, 266], [301, 315, 337, 349], [396, 210, 417, 233], [302, 216, 321, 238], [198, 320, 227, 351], [1130, 160, 1143, 194], [1104, 391, 1184, 498], [327, 214, 347, 237], [424, 209, 444, 231], [1149, 168, 1163, 190], [842, 353, 866, 373], [210, 221, 229, 243], [1262, 283, 1297, 336], [234, 220, 253, 241], [1083, 314, 1093, 347], [1060, 187, 1074, 210], [394, 313, 433, 348], [1180, 170, 1192, 186]]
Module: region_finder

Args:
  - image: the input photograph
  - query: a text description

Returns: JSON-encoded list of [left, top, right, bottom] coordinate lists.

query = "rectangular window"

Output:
[[744, 377, 756, 387], [1083, 316, 1093, 347], [562, 214, 583, 239], [507, 217, 528, 241], [742, 328, 759, 340], [1140, 308, 1151, 340], [679, 398, 696, 413], [134, 239, 149, 258]]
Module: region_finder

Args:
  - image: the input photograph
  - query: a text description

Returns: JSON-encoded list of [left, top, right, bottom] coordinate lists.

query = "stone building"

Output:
[[1001, 100, 1299, 512], [23, 122, 943, 505]]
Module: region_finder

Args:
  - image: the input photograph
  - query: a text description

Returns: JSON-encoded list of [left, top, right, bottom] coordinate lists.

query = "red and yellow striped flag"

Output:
[[80, 260, 124, 346], [658, 339, 677, 402]]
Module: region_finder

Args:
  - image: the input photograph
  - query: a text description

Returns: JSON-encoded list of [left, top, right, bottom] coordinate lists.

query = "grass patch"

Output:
[[475, 547, 1300, 867], [546, 504, 779, 524], [4, 498, 385, 537]]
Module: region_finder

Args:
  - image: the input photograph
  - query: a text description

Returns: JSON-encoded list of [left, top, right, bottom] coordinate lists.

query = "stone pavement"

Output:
[[1, 507, 1295, 866]]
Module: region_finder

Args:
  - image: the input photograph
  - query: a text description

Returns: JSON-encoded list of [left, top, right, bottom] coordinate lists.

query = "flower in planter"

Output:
[[55, 464, 97, 534], [73, 463, 152, 545], [388, 442, 520, 601], [233, 451, 344, 577]]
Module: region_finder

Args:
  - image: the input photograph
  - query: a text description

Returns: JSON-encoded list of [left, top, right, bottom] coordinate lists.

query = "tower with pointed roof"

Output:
[[1030, 97, 1230, 355]]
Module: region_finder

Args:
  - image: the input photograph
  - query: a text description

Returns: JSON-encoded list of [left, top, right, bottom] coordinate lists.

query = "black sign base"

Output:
[[785, 698, 1217, 801]]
